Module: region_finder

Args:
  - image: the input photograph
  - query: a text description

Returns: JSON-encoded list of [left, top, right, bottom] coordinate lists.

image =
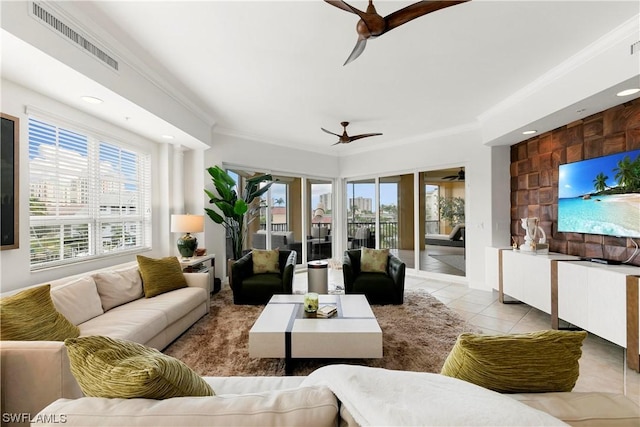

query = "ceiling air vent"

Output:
[[30, 1, 119, 71], [632, 41, 640, 56]]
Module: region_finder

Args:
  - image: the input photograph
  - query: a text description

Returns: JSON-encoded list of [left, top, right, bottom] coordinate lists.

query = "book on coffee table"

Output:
[[317, 305, 337, 318]]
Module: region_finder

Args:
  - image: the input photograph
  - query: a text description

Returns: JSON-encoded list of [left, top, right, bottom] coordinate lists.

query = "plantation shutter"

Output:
[[28, 116, 151, 269]]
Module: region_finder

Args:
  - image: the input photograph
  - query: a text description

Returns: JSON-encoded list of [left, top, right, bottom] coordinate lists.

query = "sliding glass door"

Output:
[[380, 173, 415, 268], [346, 179, 376, 250], [308, 179, 332, 261], [419, 168, 466, 276]]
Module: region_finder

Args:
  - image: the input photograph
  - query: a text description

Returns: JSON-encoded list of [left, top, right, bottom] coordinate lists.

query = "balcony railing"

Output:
[[256, 220, 440, 249]]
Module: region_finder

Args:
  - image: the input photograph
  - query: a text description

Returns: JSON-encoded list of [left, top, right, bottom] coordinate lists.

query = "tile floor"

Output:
[[293, 268, 640, 405]]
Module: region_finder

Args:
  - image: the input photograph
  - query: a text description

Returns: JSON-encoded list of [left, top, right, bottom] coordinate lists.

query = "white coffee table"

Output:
[[249, 294, 382, 374]]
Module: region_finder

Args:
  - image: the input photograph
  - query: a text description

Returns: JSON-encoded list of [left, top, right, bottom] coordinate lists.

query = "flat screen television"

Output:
[[558, 149, 640, 238]]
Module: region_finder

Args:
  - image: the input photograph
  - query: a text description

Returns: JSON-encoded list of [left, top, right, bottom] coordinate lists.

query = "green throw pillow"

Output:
[[252, 248, 280, 274], [0, 284, 80, 341], [65, 336, 214, 399], [137, 255, 187, 298], [441, 330, 587, 393], [361, 247, 389, 273]]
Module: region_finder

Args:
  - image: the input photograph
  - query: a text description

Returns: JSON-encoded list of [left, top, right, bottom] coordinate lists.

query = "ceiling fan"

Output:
[[443, 168, 465, 181], [321, 121, 383, 145], [325, 0, 470, 65]]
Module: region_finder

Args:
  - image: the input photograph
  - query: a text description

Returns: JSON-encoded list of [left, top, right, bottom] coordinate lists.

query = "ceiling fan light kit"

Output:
[[325, 0, 470, 65]]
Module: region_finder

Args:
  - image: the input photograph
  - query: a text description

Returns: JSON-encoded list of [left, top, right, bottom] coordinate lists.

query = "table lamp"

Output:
[[171, 214, 204, 258]]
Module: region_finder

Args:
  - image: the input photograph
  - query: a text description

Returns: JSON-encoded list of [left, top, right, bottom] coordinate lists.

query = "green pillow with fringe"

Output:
[[441, 330, 587, 393], [0, 284, 80, 341], [65, 336, 214, 399]]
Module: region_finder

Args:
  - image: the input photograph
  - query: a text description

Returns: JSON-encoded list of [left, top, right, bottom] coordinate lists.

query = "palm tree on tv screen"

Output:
[[612, 155, 640, 191], [592, 172, 609, 193]]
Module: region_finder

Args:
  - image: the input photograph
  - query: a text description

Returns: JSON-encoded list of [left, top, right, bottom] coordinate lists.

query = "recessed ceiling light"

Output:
[[161, 135, 174, 140], [616, 88, 640, 97], [522, 130, 537, 135], [81, 96, 103, 104]]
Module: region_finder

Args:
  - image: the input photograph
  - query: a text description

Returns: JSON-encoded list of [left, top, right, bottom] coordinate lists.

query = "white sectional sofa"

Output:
[[0, 261, 209, 426], [3, 263, 640, 427], [31, 365, 640, 427]]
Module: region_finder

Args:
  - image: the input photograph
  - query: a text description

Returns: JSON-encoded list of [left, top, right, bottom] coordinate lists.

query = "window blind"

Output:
[[28, 117, 151, 269]]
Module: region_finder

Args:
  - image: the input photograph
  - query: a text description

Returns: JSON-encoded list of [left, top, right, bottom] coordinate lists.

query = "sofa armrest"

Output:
[[0, 341, 83, 427], [282, 250, 297, 293], [342, 251, 357, 292], [387, 254, 406, 304], [184, 272, 210, 312]]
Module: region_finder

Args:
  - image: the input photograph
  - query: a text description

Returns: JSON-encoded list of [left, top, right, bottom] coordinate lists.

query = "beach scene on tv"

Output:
[[558, 149, 640, 238]]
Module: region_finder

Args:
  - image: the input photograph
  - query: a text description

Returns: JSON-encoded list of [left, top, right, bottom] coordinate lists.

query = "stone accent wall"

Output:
[[510, 98, 640, 266]]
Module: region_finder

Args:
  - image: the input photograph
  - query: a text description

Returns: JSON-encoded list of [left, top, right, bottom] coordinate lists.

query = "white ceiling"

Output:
[[3, 0, 640, 155]]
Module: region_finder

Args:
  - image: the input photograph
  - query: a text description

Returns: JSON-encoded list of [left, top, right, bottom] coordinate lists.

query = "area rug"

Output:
[[429, 254, 466, 273], [164, 288, 478, 376]]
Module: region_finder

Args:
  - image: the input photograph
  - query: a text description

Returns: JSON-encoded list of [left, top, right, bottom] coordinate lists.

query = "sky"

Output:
[[268, 182, 398, 211], [558, 149, 640, 198]]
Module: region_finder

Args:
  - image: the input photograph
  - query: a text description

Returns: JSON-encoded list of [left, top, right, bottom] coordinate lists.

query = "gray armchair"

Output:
[[342, 249, 405, 305], [231, 249, 296, 305]]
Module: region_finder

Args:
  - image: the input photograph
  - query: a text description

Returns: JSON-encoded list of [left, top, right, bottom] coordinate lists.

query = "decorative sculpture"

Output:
[[520, 217, 547, 252]]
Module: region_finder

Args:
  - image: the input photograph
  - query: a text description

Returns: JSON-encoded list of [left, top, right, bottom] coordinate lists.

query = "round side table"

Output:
[[307, 260, 329, 294]]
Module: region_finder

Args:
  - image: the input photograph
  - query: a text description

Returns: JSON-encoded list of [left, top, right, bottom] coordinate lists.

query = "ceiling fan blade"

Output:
[[348, 132, 383, 142], [321, 127, 341, 137], [385, 0, 469, 33], [324, 0, 364, 16], [344, 37, 367, 66], [331, 141, 343, 146]]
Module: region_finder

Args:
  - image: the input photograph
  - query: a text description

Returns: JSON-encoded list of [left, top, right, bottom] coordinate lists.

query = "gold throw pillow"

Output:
[[252, 248, 280, 274], [361, 247, 389, 273], [137, 255, 187, 298], [65, 336, 214, 398], [441, 330, 587, 393], [0, 284, 80, 341]]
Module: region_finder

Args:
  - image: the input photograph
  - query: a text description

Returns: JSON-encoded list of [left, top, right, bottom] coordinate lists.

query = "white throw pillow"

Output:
[[50, 277, 104, 326], [93, 267, 144, 311]]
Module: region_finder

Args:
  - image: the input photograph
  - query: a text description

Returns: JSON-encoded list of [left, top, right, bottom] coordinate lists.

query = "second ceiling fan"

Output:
[[321, 121, 382, 145], [325, 0, 470, 65]]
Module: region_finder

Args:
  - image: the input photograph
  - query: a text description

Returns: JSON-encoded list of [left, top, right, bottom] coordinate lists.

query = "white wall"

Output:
[[0, 79, 191, 292]]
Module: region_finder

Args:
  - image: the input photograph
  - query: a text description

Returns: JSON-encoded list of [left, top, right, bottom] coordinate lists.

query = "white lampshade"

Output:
[[312, 203, 325, 222], [171, 214, 204, 233]]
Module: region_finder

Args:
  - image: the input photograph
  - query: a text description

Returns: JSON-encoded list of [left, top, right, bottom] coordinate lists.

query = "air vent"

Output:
[[30, 2, 119, 71], [632, 41, 640, 55]]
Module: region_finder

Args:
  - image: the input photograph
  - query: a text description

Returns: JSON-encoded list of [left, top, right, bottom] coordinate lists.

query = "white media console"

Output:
[[488, 248, 640, 372]]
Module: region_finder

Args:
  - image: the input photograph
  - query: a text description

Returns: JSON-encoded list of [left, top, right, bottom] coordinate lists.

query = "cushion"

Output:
[[441, 330, 587, 393], [361, 247, 389, 273], [311, 227, 328, 239], [136, 255, 187, 298], [50, 276, 104, 325], [93, 266, 144, 311], [448, 223, 465, 240], [0, 284, 80, 341], [64, 336, 214, 399], [32, 385, 338, 427], [511, 392, 640, 427], [252, 248, 280, 274]]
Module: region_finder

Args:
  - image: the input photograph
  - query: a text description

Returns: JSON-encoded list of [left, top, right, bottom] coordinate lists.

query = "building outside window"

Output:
[[28, 117, 151, 269]]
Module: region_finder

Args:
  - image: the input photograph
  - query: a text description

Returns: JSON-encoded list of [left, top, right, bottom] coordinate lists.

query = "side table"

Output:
[[179, 254, 218, 294], [307, 260, 328, 294]]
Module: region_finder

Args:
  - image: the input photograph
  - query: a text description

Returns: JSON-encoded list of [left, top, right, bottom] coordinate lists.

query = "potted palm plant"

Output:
[[204, 166, 273, 285]]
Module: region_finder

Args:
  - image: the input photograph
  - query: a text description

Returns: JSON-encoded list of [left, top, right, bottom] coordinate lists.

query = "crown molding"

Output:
[[478, 14, 639, 123]]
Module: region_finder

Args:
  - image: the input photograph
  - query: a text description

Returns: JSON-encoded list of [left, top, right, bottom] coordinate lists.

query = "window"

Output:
[[28, 117, 151, 269]]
